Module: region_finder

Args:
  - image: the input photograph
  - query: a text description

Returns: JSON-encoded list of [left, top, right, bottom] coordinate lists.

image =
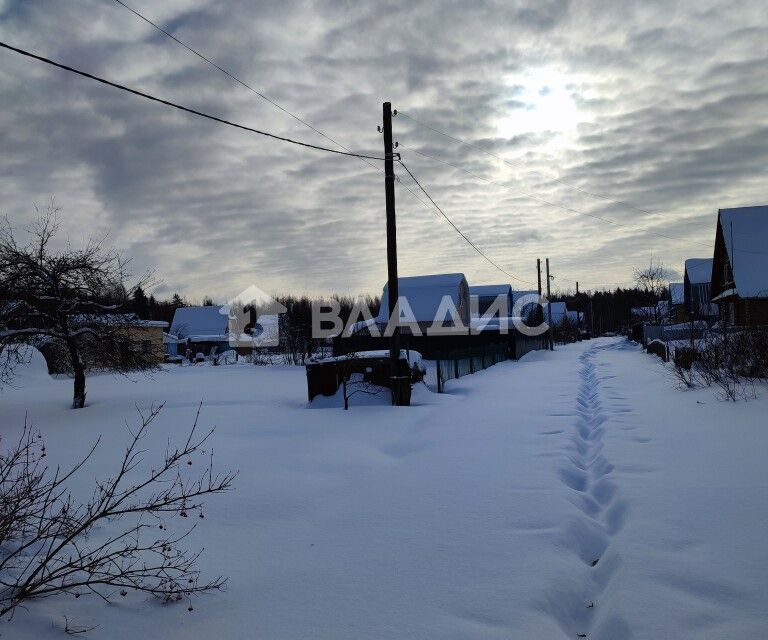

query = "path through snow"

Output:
[[2, 338, 767, 639], [538, 343, 632, 637]]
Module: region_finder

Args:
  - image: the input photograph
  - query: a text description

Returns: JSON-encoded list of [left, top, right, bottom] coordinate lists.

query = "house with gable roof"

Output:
[[710, 205, 768, 326]]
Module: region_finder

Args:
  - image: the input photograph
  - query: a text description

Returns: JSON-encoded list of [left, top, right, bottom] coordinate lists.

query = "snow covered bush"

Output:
[[646, 339, 668, 362], [731, 327, 768, 380], [0, 403, 234, 621], [671, 347, 697, 388], [664, 328, 768, 399], [673, 346, 696, 371]]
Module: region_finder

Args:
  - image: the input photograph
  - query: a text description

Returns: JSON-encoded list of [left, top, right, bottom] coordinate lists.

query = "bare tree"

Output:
[[0, 338, 25, 387], [336, 352, 386, 410], [279, 319, 313, 366], [633, 258, 672, 324], [0, 203, 156, 407], [0, 403, 235, 620]]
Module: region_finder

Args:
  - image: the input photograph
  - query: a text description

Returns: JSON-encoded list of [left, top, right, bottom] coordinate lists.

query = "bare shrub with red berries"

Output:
[[0, 403, 235, 620]]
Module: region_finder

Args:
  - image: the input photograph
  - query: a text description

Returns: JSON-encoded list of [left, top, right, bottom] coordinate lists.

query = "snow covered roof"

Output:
[[72, 313, 167, 328], [469, 284, 512, 298], [313, 350, 423, 368], [512, 289, 539, 302], [548, 301, 567, 325], [127, 317, 168, 328], [542, 304, 583, 326], [566, 310, 584, 324], [631, 301, 670, 317], [669, 282, 684, 305], [389, 273, 466, 288], [470, 316, 521, 331], [719, 205, 768, 298], [171, 306, 228, 339], [711, 288, 737, 303], [684, 258, 713, 285], [376, 273, 468, 322]]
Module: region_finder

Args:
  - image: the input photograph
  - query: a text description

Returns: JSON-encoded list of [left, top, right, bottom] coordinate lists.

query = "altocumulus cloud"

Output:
[[1, 0, 766, 299]]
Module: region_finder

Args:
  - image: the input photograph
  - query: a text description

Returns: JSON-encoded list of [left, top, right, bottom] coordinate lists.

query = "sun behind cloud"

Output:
[[496, 68, 583, 139]]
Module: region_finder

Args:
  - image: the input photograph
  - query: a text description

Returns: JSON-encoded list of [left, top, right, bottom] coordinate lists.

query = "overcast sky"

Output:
[[1, 0, 766, 301]]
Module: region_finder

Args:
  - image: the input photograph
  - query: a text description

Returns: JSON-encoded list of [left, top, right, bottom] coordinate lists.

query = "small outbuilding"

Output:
[[684, 258, 717, 319], [470, 284, 514, 317]]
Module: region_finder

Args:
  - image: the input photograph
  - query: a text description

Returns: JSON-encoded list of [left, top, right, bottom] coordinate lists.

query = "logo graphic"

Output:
[[310, 292, 552, 339], [220, 285, 287, 348]]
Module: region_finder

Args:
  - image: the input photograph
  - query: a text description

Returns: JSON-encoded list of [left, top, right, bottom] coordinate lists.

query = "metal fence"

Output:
[[333, 330, 549, 393], [512, 333, 549, 359], [642, 321, 709, 345], [435, 343, 509, 392]]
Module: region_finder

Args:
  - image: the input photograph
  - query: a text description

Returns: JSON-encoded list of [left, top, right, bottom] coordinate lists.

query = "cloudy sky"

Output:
[[1, 0, 766, 301]]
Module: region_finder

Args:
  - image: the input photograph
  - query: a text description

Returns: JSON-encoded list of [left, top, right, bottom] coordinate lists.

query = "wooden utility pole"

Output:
[[546, 258, 553, 350], [382, 101, 404, 405], [537, 259, 542, 296], [576, 281, 582, 341], [537, 259, 543, 327]]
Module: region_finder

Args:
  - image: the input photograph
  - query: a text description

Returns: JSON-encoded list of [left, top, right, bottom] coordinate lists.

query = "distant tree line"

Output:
[[127, 287, 186, 325], [550, 287, 668, 337], [274, 294, 380, 365]]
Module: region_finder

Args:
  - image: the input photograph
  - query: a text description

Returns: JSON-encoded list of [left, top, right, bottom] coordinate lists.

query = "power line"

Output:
[[398, 144, 663, 286], [398, 148, 676, 289], [2, 37, 512, 286], [0, 41, 386, 161], [398, 143, 768, 256], [110, 0, 377, 164], [399, 143, 650, 234], [399, 143, 690, 243], [399, 154, 623, 289], [107, 2, 650, 285], [1, 28, 664, 289], [5, 3, 615, 287], [397, 159, 536, 286], [1, 40, 487, 283], [108, 3, 723, 292], [107, 4, 478, 264], [398, 110, 661, 218]]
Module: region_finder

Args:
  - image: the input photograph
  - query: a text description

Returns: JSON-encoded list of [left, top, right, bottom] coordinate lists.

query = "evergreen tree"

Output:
[[132, 286, 149, 318]]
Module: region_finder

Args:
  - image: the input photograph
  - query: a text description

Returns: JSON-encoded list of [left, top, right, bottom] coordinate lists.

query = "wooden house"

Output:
[[125, 317, 168, 363], [38, 313, 167, 372], [710, 205, 768, 326], [669, 282, 686, 322]]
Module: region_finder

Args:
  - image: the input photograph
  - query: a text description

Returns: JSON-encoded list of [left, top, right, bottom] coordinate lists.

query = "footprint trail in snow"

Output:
[[539, 345, 632, 639]]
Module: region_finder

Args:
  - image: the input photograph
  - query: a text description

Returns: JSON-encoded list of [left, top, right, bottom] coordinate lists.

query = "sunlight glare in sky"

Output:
[[496, 69, 582, 139]]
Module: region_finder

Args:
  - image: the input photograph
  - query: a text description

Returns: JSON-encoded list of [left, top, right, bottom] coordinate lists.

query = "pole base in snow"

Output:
[[390, 375, 411, 406]]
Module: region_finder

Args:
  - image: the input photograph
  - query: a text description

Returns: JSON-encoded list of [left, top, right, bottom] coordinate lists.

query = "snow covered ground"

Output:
[[2, 337, 767, 639]]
